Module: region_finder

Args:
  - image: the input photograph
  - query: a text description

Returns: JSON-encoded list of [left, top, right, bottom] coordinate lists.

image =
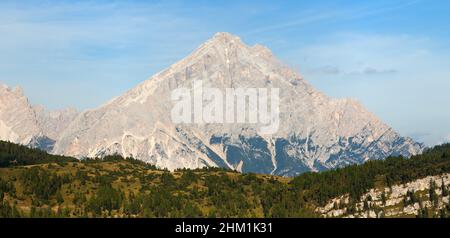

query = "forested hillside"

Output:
[[0, 140, 449, 218], [0, 141, 76, 167]]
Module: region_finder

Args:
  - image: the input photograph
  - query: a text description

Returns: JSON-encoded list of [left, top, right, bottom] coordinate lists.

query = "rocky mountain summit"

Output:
[[0, 84, 78, 152], [1, 33, 424, 176]]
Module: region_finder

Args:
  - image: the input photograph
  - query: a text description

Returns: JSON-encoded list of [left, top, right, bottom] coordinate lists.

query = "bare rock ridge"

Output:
[[0, 84, 78, 152], [1, 32, 424, 176]]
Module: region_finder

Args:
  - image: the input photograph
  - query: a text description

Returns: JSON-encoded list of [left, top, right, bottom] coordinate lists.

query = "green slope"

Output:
[[0, 140, 450, 218]]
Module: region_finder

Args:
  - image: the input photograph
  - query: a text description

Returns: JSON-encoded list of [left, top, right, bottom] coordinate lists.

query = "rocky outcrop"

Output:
[[317, 173, 450, 218], [0, 84, 78, 152]]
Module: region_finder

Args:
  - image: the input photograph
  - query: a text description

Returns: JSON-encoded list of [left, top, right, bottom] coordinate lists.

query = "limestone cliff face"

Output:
[[317, 174, 450, 218], [48, 32, 423, 176], [0, 84, 78, 152]]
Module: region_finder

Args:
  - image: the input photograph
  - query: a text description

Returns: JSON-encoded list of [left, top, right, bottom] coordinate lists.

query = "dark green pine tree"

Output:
[[441, 178, 449, 197], [56, 190, 64, 204], [429, 180, 439, 208]]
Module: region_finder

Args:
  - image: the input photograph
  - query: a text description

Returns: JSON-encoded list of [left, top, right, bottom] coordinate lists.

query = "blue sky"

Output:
[[0, 0, 449, 145]]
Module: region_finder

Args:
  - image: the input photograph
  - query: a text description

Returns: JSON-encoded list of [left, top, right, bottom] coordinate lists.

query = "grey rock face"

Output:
[[0, 84, 78, 152], [0, 85, 41, 145], [27, 135, 56, 153], [51, 32, 423, 176], [1, 33, 424, 176]]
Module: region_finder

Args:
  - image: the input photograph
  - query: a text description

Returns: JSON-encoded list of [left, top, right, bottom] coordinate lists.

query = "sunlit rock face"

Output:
[[0, 84, 78, 152], [1, 33, 423, 176]]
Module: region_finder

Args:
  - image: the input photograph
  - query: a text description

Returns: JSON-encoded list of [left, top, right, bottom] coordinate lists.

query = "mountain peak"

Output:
[[201, 32, 245, 49], [210, 33, 272, 56], [49, 33, 423, 176], [12, 86, 24, 96], [212, 32, 241, 42], [0, 84, 25, 99]]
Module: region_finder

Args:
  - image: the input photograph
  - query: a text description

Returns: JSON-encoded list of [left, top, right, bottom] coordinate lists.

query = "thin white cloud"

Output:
[[344, 0, 424, 20], [247, 9, 347, 35], [284, 32, 450, 146], [0, 1, 213, 110], [293, 33, 431, 78], [0, 2, 205, 51], [246, 0, 422, 35], [361, 68, 397, 75], [311, 65, 341, 75], [309, 65, 397, 76]]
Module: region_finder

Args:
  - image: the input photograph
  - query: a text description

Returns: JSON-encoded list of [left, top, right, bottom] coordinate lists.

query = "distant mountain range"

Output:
[[0, 32, 424, 176]]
